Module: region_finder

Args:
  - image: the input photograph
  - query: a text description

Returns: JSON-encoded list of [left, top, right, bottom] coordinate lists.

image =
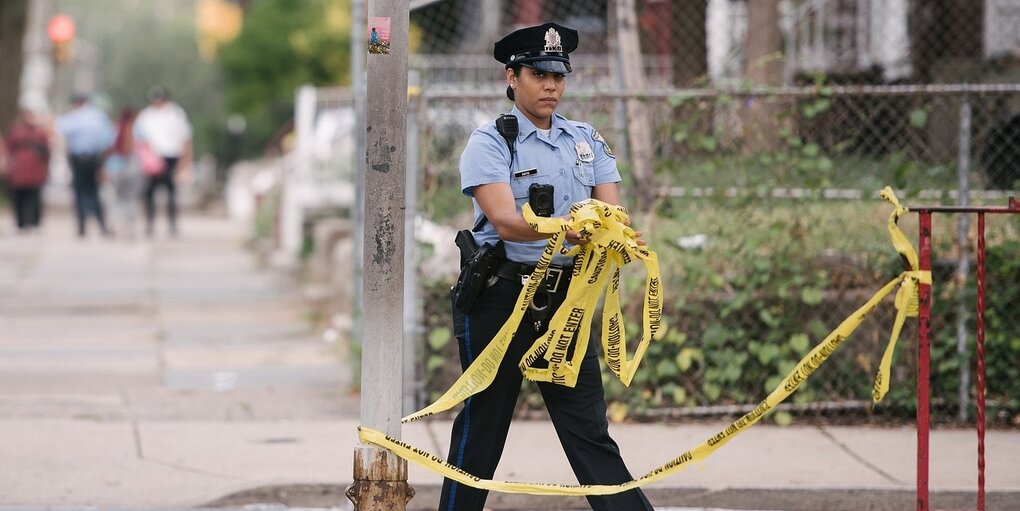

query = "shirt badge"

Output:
[[592, 128, 615, 158], [575, 141, 595, 164]]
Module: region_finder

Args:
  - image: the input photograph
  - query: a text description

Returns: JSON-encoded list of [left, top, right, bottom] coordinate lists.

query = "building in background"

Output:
[[407, 0, 1019, 90]]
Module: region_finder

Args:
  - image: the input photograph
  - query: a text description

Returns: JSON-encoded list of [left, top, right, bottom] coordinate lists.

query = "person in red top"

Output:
[[2, 108, 52, 231]]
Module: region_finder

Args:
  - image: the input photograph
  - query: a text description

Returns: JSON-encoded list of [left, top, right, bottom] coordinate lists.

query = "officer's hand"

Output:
[[565, 229, 589, 246], [621, 217, 647, 247]]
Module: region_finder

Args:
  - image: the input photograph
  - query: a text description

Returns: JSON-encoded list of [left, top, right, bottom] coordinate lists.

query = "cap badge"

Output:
[[575, 141, 595, 164], [544, 28, 563, 53]]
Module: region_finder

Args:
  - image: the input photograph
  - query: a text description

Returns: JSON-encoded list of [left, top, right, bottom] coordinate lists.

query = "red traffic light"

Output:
[[47, 14, 75, 44]]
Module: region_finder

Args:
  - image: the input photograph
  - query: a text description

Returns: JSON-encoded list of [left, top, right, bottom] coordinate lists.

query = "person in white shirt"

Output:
[[133, 85, 192, 237]]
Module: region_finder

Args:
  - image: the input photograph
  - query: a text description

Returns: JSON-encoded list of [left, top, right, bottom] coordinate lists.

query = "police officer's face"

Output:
[[509, 66, 565, 129]]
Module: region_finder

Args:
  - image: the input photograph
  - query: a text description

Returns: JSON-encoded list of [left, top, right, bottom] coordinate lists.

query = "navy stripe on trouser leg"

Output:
[[538, 334, 655, 511], [440, 280, 526, 511]]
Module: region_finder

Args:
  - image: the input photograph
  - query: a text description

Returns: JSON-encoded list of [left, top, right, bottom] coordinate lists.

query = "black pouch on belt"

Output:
[[451, 231, 504, 314]]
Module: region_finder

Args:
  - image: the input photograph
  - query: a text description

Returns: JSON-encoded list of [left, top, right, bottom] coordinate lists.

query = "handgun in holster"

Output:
[[455, 229, 479, 267], [451, 230, 503, 314]]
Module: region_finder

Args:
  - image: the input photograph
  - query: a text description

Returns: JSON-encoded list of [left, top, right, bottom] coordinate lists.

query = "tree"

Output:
[[0, 0, 30, 132], [741, 0, 783, 153], [217, 0, 351, 156]]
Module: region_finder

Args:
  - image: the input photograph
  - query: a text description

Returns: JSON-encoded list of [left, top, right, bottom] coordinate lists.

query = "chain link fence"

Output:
[[389, 0, 1020, 427]]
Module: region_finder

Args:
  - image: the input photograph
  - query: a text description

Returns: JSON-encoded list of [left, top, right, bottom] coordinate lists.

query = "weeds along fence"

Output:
[[410, 83, 1020, 426]]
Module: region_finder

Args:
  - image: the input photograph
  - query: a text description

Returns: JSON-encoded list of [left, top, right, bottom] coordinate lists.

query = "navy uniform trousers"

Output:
[[439, 275, 655, 511]]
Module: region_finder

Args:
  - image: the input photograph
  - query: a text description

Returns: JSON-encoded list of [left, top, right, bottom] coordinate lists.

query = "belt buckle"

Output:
[[545, 267, 564, 293]]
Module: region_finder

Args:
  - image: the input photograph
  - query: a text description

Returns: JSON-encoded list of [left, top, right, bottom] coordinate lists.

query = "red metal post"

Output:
[[908, 196, 1017, 511], [916, 212, 933, 511], [976, 213, 987, 511]]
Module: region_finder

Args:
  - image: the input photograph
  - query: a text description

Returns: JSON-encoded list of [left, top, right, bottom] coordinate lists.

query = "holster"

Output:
[[455, 229, 479, 267], [451, 230, 503, 314]]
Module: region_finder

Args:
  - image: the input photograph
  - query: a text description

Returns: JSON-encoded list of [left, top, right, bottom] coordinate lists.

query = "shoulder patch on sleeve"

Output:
[[591, 127, 615, 158]]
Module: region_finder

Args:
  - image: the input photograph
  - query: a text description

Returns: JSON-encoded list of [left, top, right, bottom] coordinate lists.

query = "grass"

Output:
[[654, 152, 963, 193]]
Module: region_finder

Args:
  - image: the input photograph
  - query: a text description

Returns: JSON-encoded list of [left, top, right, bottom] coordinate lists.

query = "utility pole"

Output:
[[612, 0, 655, 211], [345, 0, 413, 510], [350, 0, 367, 382]]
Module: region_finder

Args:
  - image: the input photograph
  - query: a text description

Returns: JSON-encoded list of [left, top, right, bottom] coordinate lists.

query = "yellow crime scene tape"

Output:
[[358, 186, 930, 496]]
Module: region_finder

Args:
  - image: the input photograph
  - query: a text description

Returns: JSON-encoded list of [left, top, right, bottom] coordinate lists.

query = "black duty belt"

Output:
[[494, 260, 573, 294]]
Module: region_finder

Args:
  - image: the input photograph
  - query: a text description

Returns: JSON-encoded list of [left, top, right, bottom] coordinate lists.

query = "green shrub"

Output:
[[929, 240, 1020, 425]]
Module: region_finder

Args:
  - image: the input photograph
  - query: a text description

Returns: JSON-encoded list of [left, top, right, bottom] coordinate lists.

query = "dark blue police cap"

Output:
[[493, 22, 578, 75]]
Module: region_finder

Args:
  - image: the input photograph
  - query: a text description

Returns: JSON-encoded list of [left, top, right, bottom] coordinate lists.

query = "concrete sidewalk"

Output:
[[0, 208, 1017, 511]]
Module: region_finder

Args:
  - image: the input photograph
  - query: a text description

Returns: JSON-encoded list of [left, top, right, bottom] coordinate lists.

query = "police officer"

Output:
[[442, 22, 655, 511]]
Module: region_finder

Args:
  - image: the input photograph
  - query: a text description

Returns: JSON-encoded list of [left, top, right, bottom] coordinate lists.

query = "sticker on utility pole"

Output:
[[369, 17, 391, 54]]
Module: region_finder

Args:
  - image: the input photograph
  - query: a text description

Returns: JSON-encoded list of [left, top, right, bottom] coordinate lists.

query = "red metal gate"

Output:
[[911, 196, 1019, 511]]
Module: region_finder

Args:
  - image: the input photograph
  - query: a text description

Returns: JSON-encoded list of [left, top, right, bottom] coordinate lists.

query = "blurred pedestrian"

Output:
[[56, 94, 115, 237], [2, 107, 52, 232], [104, 106, 143, 239], [133, 86, 192, 238]]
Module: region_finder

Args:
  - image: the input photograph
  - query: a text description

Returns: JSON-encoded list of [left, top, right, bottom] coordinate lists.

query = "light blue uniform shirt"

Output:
[[460, 106, 621, 265], [56, 103, 115, 156]]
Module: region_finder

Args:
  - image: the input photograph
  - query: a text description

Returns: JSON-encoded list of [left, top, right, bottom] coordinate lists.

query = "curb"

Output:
[[205, 484, 1020, 511]]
